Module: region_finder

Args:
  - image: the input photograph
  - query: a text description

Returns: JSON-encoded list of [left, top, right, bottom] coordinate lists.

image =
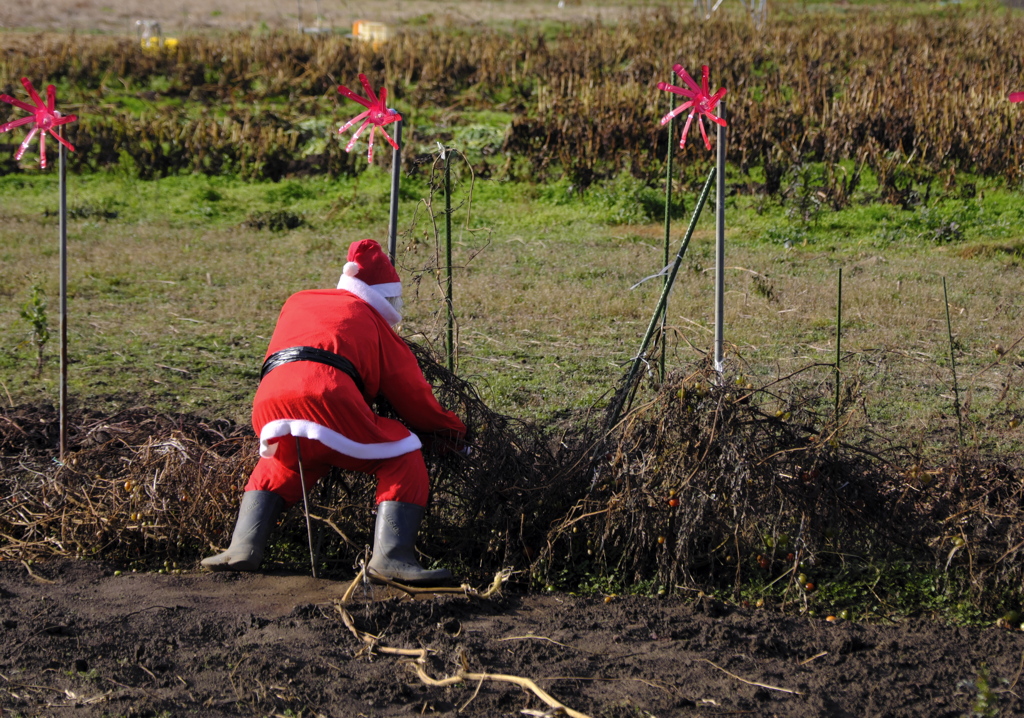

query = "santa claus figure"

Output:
[[202, 239, 466, 584]]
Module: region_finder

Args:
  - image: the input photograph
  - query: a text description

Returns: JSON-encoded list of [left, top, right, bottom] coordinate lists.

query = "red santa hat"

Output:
[[337, 239, 402, 324]]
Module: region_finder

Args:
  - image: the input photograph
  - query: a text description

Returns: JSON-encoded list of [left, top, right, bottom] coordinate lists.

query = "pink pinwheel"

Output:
[[1011, 92, 1024, 103], [0, 77, 77, 169], [657, 64, 727, 151], [336, 74, 401, 163]]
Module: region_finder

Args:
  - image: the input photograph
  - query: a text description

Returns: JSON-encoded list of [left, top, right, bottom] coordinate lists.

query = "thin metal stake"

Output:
[[295, 437, 318, 578], [387, 117, 402, 265], [444, 150, 455, 373], [59, 126, 68, 460], [713, 101, 726, 375], [942, 277, 964, 444], [835, 267, 842, 419], [661, 112, 674, 383]]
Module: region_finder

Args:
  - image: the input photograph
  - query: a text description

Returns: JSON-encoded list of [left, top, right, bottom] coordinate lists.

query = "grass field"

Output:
[[2, 164, 1022, 452]]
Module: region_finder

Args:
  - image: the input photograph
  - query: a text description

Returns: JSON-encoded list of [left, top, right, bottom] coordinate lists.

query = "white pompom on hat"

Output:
[[337, 239, 403, 325]]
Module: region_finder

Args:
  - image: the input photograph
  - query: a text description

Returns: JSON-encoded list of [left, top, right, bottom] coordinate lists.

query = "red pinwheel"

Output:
[[1011, 92, 1024, 103], [0, 77, 77, 169], [336, 74, 401, 163], [657, 64, 727, 151]]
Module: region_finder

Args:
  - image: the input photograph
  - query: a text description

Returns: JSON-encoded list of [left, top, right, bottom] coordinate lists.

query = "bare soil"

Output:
[[3, 558, 1024, 717]]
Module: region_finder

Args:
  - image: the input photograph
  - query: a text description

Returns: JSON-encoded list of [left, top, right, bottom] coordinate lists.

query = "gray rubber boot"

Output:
[[201, 490, 285, 572], [367, 501, 454, 586]]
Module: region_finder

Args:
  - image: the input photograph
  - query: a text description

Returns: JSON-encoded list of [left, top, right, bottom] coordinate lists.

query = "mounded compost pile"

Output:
[[3, 344, 1024, 612], [0, 343, 593, 586]]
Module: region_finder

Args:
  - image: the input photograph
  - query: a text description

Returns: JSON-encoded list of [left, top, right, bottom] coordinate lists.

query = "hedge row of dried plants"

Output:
[[2, 7, 1024, 183], [2, 345, 1023, 613]]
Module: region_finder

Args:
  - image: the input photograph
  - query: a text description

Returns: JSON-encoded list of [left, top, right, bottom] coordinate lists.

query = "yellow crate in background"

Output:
[[352, 20, 390, 49]]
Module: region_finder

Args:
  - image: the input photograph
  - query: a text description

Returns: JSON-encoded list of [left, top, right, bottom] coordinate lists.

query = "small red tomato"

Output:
[[668, 498, 679, 507], [787, 553, 795, 562], [805, 582, 816, 592]]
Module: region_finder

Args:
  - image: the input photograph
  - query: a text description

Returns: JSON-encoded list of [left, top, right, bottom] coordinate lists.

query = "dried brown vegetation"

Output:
[[547, 361, 1024, 613], [3, 7, 1024, 184], [0, 344, 589, 587], [3, 345, 1023, 614]]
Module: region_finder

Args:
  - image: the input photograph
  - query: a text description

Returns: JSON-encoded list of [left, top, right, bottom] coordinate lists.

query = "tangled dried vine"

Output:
[[2, 344, 1023, 611]]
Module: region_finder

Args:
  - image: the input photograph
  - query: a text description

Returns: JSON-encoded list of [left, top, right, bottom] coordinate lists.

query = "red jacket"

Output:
[[252, 286, 466, 460]]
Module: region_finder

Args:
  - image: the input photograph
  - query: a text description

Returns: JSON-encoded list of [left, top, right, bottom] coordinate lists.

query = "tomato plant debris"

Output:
[[3, 343, 1024, 614]]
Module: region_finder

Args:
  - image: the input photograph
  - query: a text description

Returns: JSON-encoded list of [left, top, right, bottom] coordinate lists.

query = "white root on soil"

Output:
[[333, 570, 593, 718], [700, 658, 804, 696]]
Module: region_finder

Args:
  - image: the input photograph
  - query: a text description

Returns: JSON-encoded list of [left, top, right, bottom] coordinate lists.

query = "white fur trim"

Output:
[[337, 274, 402, 324], [259, 418, 422, 460], [370, 281, 402, 297], [343, 261, 360, 277]]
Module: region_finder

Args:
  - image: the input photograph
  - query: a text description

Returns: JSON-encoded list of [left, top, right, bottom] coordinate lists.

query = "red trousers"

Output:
[[244, 436, 429, 508]]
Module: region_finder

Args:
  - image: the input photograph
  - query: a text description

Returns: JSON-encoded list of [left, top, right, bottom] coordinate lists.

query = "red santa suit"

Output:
[[245, 240, 466, 508]]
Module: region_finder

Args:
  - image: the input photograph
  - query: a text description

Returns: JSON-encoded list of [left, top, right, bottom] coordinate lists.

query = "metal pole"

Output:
[[835, 267, 842, 419], [387, 117, 402, 265], [713, 101, 726, 375], [661, 113, 673, 383], [295, 437, 318, 579], [444, 151, 454, 373], [943, 277, 963, 444], [59, 126, 68, 460]]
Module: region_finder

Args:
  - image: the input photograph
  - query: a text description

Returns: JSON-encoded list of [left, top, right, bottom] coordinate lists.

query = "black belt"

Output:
[[260, 346, 366, 394]]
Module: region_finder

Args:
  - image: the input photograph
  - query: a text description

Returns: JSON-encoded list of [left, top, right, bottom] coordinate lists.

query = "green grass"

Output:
[[2, 165, 1022, 458]]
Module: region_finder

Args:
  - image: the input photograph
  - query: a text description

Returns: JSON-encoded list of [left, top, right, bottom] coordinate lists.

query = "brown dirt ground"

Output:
[[3, 558, 1024, 717]]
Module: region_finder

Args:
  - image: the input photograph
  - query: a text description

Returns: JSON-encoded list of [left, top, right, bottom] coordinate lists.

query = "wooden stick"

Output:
[[700, 658, 804, 696], [21, 560, 54, 584], [335, 596, 590, 717], [496, 634, 571, 650], [367, 568, 509, 599], [340, 567, 366, 604], [799, 651, 828, 666], [295, 437, 318, 579], [458, 674, 486, 713], [942, 277, 964, 444], [335, 604, 431, 659], [307, 512, 361, 551], [0, 378, 14, 408], [409, 663, 593, 718]]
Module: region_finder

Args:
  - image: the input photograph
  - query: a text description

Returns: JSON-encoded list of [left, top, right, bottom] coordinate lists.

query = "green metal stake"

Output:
[[660, 114, 674, 383], [713, 101, 726, 375], [444, 150, 455, 373], [59, 125, 68, 460], [387, 118, 402, 265], [834, 267, 842, 419], [943, 277, 964, 444], [606, 166, 717, 430]]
